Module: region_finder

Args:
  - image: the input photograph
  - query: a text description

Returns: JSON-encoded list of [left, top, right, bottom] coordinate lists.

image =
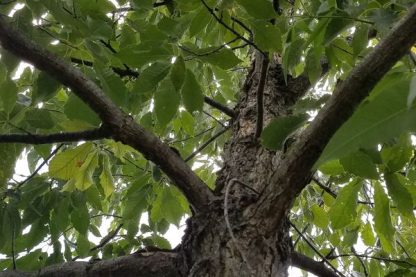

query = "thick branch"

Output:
[[0, 251, 182, 277], [0, 128, 109, 144], [256, 4, 416, 223], [0, 15, 214, 212], [291, 252, 338, 277], [203, 96, 235, 118]]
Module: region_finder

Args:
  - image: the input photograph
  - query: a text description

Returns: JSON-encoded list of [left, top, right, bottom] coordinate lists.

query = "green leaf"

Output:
[[99, 154, 114, 198], [352, 24, 369, 57], [318, 160, 344, 175], [71, 203, 90, 236], [374, 181, 395, 253], [133, 62, 170, 93], [235, 0, 276, 19], [49, 143, 94, 180], [0, 79, 17, 114], [340, 150, 378, 179], [384, 173, 414, 219], [76, 234, 90, 257], [154, 78, 180, 126], [282, 38, 304, 79], [0, 144, 22, 189], [323, 11, 352, 45], [407, 74, 416, 108], [189, 7, 211, 37], [117, 43, 172, 68], [361, 223, 376, 246], [251, 20, 282, 53], [25, 109, 54, 129], [122, 179, 150, 220], [329, 179, 362, 229], [381, 135, 413, 172], [260, 114, 307, 150], [181, 70, 204, 113], [317, 73, 416, 166], [311, 204, 329, 229], [150, 186, 187, 227], [73, 151, 98, 191], [197, 48, 242, 70], [33, 72, 60, 103], [64, 94, 100, 126], [170, 56, 186, 91], [305, 47, 323, 85], [96, 64, 128, 107]]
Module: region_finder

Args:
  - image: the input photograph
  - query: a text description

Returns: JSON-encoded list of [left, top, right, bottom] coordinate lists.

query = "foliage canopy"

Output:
[[0, 0, 415, 276]]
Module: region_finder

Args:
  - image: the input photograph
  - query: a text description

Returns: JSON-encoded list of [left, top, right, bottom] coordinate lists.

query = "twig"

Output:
[[180, 37, 240, 57], [200, 0, 265, 56], [184, 127, 229, 162], [224, 178, 253, 274], [202, 111, 227, 128], [351, 246, 368, 277], [291, 251, 338, 277], [17, 144, 65, 188], [290, 221, 345, 277], [328, 253, 416, 268], [0, 127, 110, 145], [203, 96, 235, 118], [72, 224, 123, 261], [254, 55, 269, 139], [71, 57, 139, 78]]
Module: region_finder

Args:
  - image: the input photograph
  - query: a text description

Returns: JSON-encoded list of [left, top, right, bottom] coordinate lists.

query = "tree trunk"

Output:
[[179, 54, 310, 276]]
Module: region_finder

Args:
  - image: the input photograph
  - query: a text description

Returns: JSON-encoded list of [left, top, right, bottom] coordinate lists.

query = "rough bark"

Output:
[[178, 54, 311, 276], [0, 251, 182, 277]]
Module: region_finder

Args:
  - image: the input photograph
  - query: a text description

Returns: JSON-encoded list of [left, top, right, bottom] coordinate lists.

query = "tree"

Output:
[[0, 0, 415, 276]]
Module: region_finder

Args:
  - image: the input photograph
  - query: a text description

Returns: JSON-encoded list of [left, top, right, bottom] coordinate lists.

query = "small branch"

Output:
[[203, 96, 235, 118], [327, 253, 416, 268], [184, 127, 229, 162], [200, 0, 265, 55], [70, 57, 139, 78], [290, 221, 345, 277], [72, 224, 123, 261], [180, 37, 240, 58], [17, 144, 65, 188], [0, 127, 110, 145], [290, 252, 338, 277], [254, 54, 269, 139], [351, 246, 368, 277]]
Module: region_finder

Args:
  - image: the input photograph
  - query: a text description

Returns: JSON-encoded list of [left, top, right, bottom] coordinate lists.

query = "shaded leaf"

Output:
[[329, 179, 362, 229], [260, 114, 307, 150]]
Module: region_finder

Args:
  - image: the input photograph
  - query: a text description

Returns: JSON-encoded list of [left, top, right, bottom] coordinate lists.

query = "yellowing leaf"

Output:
[[99, 154, 114, 198], [74, 151, 99, 191], [49, 143, 94, 180]]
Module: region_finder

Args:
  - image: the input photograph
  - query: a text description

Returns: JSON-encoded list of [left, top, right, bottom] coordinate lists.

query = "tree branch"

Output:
[[203, 96, 235, 118], [0, 15, 214, 212], [0, 127, 110, 144], [290, 252, 339, 277], [0, 251, 182, 277], [290, 222, 345, 277], [256, 4, 416, 224]]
